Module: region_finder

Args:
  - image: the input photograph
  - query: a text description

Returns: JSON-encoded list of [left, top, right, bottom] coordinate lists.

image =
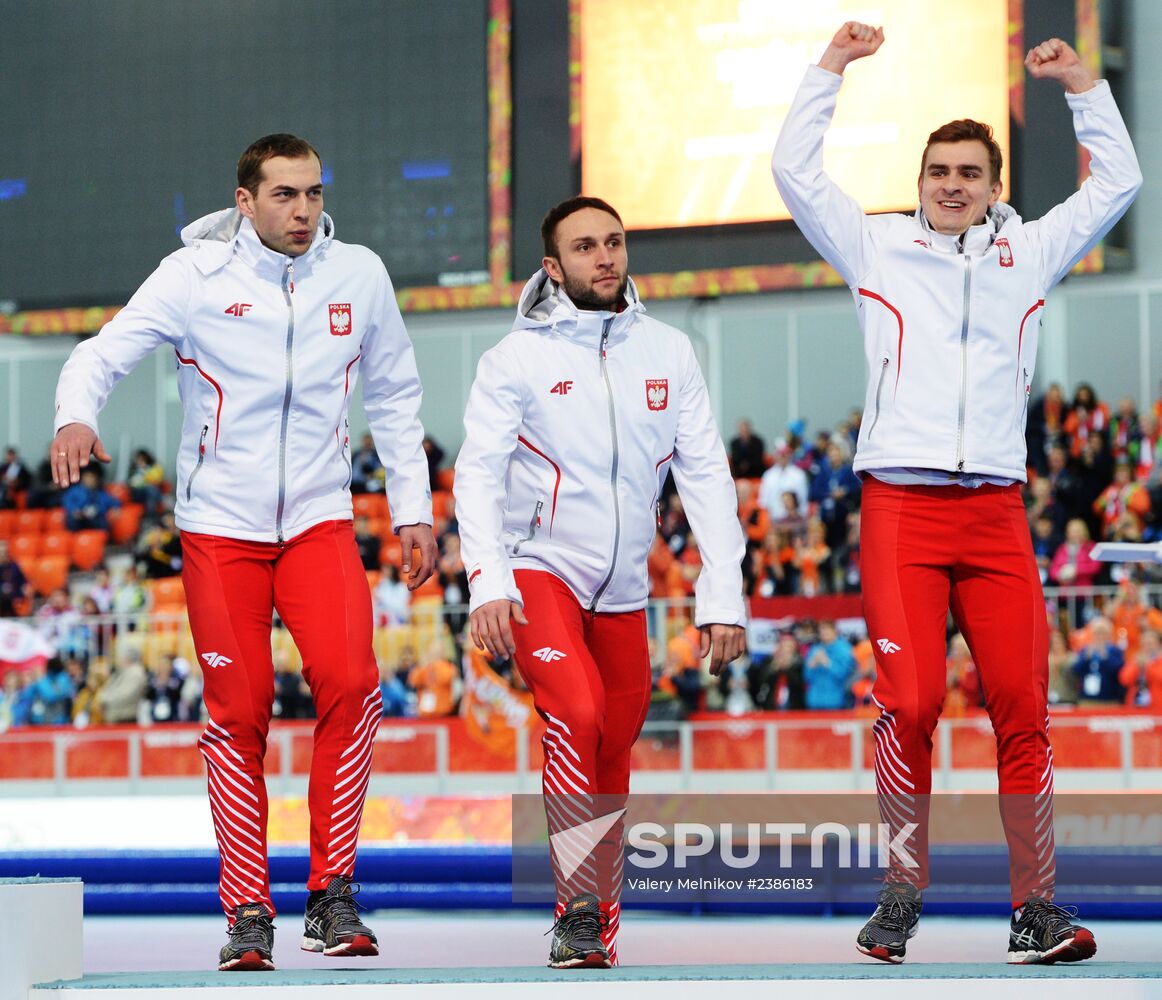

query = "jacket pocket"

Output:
[[867, 357, 889, 440], [513, 498, 544, 554], [185, 425, 209, 502]]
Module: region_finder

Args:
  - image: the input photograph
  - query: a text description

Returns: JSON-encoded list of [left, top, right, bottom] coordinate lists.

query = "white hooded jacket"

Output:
[[454, 271, 746, 624], [54, 208, 432, 542], [773, 66, 1142, 481]]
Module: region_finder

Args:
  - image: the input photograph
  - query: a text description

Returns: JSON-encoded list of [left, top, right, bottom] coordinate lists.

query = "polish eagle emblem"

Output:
[[645, 378, 668, 411], [329, 303, 352, 336]]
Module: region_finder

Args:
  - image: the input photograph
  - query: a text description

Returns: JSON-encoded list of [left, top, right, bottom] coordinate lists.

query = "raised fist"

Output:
[[1025, 38, 1095, 92], [818, 22, 884, 74]]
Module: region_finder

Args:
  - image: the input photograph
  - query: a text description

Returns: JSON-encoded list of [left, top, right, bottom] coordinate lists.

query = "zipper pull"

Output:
[[287, 262, 295, 293]]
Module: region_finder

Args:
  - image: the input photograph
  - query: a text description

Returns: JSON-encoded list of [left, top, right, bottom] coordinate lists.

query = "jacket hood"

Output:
[[512, 268, 644, 338], [179, 208, 335, 276]]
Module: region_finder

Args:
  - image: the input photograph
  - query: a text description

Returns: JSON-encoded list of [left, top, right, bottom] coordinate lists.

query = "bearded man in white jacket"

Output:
[[454, 196, 747, 968], [773, 23, 1141, 966], [51, 133, 438, 972]]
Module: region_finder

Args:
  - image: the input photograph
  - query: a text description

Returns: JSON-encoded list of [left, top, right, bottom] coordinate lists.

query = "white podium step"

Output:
[[0, 878, 83, 1000]]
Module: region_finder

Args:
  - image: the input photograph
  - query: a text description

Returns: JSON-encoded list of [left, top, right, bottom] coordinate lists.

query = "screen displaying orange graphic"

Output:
[[580, 1, 1010, 230]]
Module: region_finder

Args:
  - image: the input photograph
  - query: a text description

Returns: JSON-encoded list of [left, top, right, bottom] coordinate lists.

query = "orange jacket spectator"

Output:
[[408, 645, 458, 717], [736, 479, 771, 546], [1093, 460, 1151, 539]]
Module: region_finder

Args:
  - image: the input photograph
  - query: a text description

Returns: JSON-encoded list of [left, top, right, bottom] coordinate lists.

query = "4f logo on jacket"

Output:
[[995, 238, 1014, 268], [550, 381, 574, 395], [329, 303, 352, 336], [224, 303, 252, 317], [645, 379, 668, 411]]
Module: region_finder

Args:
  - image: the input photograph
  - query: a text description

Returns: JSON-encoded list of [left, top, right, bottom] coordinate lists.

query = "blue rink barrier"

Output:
[[1, 844, 1160, 917]]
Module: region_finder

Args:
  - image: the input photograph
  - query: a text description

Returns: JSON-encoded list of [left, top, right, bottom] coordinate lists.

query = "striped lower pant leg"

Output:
[[587, 608, 651, 966], [950, 485, 1055, 905], [182, 531, 280, 919], [271, 521, 383, 889]]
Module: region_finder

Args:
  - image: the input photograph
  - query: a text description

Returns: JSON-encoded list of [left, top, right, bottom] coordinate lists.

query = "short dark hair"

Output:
[[237, 133, 321, 196], [541, 196, 624, 258], [920, 120, 1003, 185]]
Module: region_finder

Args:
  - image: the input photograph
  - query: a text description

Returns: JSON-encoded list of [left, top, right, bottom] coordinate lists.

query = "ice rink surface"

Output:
[[82, 910, 1161, 973]]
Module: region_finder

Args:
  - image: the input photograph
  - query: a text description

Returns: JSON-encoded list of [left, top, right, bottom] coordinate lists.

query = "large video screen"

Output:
[[0, 0, 489, 311], [580, 0, 1010, 231]]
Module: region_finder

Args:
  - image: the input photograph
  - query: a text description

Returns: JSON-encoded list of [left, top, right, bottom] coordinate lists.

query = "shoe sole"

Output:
[[1007, 929, 1097, 965], [549, 953, 612, 969], [855, 922, 918, 964], [301, 934, 379, 957], [219, 951, 275, 972]]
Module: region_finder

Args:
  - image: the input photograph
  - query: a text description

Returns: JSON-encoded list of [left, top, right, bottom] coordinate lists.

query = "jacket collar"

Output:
[[915, 202, 1015, 255], [179, 208, 334, 280], [511, 268, 644, 349]]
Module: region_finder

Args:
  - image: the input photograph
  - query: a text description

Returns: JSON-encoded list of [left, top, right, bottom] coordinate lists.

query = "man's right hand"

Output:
[[469, 599, 528, 661], [50, 423, 111, 487], [818, 21, 884, 75]]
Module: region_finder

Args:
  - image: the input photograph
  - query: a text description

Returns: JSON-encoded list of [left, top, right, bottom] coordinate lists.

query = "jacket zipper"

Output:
[[867, 357, 889, 439], [513, 499, 544, 554], [1019, 367, 1030, 427], [590, 318, 620, 612], [954, 254, 972, 471], [185, 425, 208, 501], [340, 418, 352, 492], [276, 261, 296, 545]]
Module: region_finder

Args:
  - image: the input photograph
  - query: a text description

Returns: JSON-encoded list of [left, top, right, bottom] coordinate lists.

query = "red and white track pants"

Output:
[[861, 479, 1055, 907], [182, 520, 381, 921], [511, 569, 653, 965]]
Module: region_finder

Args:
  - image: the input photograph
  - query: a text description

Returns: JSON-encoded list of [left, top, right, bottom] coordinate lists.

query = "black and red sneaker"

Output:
[[218, 903, 275, 971], [548, 893, 611, 969], [301, 876, 379, 958], [1007, 895, 1097, 964], [856, 883, 922, 963]]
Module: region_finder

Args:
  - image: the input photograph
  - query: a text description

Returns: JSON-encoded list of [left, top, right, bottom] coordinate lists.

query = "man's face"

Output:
[[236, 155, 323, 257], [918, 140, 1001, 236], [543, 207, 628, 311]]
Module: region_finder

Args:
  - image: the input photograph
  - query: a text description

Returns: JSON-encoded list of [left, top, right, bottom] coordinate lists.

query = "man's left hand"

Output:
[[397, 523, 438, 590], [1025, 38, 1095, 94], [700, 623, 747, 676]]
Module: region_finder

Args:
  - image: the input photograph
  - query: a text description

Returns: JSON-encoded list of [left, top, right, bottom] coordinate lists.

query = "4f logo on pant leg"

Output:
[[202, 652, 233, 669], [532, 647, 567, 663]]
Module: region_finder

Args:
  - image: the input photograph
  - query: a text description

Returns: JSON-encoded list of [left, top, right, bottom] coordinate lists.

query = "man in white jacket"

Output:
[[773, 24, 1141, 965], [454, 196, 746, 968], [51, 134, 438, 971]]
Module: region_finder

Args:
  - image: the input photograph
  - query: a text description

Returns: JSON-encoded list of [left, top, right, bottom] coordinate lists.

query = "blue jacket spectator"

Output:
[[62, 469, 120, 531], [1071, 616, 1126, 703], [804, 620, 855, 709], [808, 441, 862, 548]]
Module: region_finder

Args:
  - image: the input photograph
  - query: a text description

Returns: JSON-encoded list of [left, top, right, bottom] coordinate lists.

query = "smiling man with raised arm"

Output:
[[773, 22, 1140, 965]]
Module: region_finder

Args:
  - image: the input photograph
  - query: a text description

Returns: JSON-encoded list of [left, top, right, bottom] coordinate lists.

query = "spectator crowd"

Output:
[[5, 379, 1162, 731]]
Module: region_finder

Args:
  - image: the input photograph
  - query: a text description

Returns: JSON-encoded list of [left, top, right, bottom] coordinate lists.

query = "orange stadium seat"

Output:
[[70, 529, 107, 571], [106, 482, 131, 505], [9, 533, 40, 561], [40, 531, 72, 559], [432, 490, 454, 523], [435, 467, 455, 492], [353, 493, 388, 521], [364, 517, 388, 539], [150, 576, 187, 613], [108, 503, 145, 545], [14, 509, 45, 534], [0, 510, 14, 539], [44, 508, 67, 531], [379, 536, 403, 568], [29, 555, 70, 597]]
